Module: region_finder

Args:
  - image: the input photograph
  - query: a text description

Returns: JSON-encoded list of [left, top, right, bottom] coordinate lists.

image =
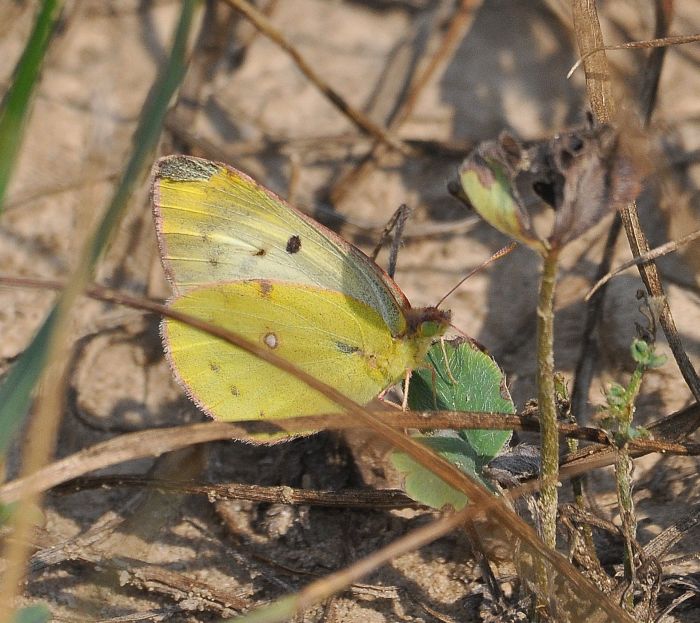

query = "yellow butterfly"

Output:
[[152, 156, 451, 431]]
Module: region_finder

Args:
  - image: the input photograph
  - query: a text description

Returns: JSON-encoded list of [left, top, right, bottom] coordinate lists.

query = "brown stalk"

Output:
[[586, 227, 700, 299], [58, 475, 421, 509], [2, 402, 698, 506], [567, 33, 700, 79], [569, 4, 674, 567]]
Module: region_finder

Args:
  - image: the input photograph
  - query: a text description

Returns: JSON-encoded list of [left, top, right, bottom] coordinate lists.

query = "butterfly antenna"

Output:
[[436, 242, 517, 308]]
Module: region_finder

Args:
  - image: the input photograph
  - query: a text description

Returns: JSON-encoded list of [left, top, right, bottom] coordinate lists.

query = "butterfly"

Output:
[[151, 156, 451, 434]]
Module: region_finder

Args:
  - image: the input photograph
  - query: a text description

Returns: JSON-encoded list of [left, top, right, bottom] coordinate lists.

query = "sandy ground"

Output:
[[1, 0, 699, 621]]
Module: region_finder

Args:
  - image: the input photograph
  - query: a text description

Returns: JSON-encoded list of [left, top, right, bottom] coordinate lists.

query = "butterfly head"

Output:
[[404, 307, 452, 339]]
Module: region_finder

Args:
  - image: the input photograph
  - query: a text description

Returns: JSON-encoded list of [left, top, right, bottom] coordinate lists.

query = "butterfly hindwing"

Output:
[[163, 281, 422, 423]]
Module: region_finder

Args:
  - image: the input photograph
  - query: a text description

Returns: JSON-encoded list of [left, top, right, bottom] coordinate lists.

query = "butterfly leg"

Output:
[[401, 369, 412, 410], [440, 336, 458, 384], [428, 363, 439, 409]]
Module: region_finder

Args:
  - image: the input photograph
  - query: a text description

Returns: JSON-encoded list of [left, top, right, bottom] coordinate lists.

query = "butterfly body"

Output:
[[152, 156, 450, 427]]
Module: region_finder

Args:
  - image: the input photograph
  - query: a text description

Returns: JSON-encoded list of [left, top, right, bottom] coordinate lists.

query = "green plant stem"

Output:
[[616, 451, 636, 588], [568, 443, 597, 561], [537, 248, 560, 549], [616, 366, 642, 590]]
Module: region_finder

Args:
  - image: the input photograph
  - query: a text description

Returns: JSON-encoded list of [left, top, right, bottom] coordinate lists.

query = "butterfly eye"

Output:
[[418, 321, 443, 338]]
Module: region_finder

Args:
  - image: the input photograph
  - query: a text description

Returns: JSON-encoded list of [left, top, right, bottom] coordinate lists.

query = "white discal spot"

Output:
[[264, 332, 278, 349]]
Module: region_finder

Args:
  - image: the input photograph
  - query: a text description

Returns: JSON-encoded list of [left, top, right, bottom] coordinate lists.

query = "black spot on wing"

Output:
[[230, 385, 240, 396], [254, 248, 266, 256], [286, 235, 301, 254], [209, 361, 221, 373], [336, 342, 360, 354]]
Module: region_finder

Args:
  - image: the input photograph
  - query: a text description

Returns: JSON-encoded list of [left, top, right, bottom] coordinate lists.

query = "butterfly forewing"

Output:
[[152, 156, 408, 336]]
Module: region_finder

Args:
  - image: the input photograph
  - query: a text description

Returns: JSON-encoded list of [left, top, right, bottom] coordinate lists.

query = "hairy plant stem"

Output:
[[565, 410, 598, 561], [538, 248, 560, 549], [616, 366, 643, 590], [567, 435, 594, 549]]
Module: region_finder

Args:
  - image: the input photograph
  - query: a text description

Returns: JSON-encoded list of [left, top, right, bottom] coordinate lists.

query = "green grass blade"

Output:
[[0, 0, 64, 212], [0, 0, 197, 456], [0, 309, 56, 455]]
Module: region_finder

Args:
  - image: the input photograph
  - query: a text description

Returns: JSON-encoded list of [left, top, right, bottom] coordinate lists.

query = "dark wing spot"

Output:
[[209, 361, 221, 373], [254, 248, 267, 256], [336, 342, 360, 354], [258, 280, 273, 297], [230, 385, 240, 396], [209, 256, 219, 266], [286, 235, 302, 254]]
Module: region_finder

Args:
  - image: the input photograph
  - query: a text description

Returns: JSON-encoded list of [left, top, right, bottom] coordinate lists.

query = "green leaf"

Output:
[[392, 432, 480, 510], [630, 338, 666, 369], [11, 604, 51, 623], [605, 383, 627, 409], [392, 338, 514, 510], [0, 309, 56, 455], [630, 338, 651, 365], [458, 135, 545, 252], [225, 595, 297, 623]]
